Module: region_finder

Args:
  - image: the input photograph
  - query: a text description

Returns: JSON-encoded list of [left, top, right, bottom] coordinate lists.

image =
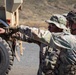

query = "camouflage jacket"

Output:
[[18, 25, 76, 65]]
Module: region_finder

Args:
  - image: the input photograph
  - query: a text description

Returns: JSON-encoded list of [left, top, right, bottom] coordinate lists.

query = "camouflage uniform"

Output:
[[58, 50, 76, 75], [51, 32, 76, 75], [37, 45, 60, 75]]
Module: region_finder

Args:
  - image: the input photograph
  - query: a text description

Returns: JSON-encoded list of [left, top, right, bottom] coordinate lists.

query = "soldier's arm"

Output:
[[18, 33, 41, 46], [18, 25, 52, 45]]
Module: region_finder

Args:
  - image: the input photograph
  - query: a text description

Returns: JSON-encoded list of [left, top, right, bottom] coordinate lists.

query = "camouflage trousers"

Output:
[[37, 61, 76, 75], [56, 49, 76, 75], [37, 48, 60, 75], [56, 63, 76, 75], [37, 67, 55, 75], [37, 49, 76, 75]]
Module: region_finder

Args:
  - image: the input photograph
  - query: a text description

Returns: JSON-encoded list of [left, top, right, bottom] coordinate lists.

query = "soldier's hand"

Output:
[[12, 32, 21, 39]]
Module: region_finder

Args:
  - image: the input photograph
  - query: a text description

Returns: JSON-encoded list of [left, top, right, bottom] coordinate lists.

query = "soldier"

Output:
[[7, 14, 69, 75], [57, 8, 76, 75], [37, 14, 67, 75], [66, 9, 76, 35], [55, 8, 76, 75]]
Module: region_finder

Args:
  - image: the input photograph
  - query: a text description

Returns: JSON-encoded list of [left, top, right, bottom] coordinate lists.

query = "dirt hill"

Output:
[[20, 0, 76, 26]]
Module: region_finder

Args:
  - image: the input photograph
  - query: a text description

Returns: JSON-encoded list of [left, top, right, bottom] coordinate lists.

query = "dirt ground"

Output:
[[9, 42, 40, 75]]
